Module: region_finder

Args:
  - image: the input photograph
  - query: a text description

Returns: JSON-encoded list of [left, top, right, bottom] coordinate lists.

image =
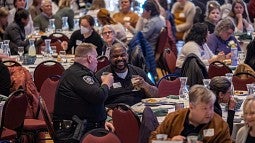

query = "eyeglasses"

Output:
[[102, 31, 113, 35]]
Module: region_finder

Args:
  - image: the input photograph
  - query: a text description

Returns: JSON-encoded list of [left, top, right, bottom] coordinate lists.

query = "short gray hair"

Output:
[[101, 25, 116, 35], [189, 85, 216, 105], [75, 43, 97, 57], [214, 18, 235, 36]]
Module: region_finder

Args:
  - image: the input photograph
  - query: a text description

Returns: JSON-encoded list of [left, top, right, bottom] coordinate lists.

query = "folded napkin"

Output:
[[153, 108, 168, 117]]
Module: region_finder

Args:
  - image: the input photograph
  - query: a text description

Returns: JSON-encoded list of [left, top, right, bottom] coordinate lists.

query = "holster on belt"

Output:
[[71, 115, 87, 141]]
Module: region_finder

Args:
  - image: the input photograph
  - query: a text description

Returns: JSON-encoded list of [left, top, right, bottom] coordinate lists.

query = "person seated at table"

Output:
[[236, 95, 255, 143], [95, 42, 158, 115], [28, 0, 42, 20], [4, 8, 30, 55], [100, 25, 123, 58], [207, 18, 241, 56], [8, 0, 34, 36], [61, 15, 104, 55], [33, 0, 62, 32], [171, 0, 196, 41], [176, 23, 225, 69], [97, 8, 127, 43], [0, 7, 9, 41], [227, 0, 254, 34], [0, 62, 11, 96], [53, 43, 114, 142], [126, 0, 165, 52], [112, 0, 139, 28], [150, 85, 232, 143], [203, 1, 222, 34], [86, 0, 106, 20], [209, 76, 237, 134], [55, 0, 74, 30], [244, 39, 255, 71]]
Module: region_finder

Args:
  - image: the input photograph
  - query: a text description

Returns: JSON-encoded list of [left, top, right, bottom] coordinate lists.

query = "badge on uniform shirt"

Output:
[[203, 128, 214, 137], [76, 40, 82, 45], [83, 76, 94, 84]]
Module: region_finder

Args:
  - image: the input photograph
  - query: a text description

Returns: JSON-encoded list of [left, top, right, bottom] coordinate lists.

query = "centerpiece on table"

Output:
[[228, 40, 238, 66]]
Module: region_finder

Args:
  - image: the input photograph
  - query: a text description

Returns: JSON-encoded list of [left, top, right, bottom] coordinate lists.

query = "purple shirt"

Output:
[[207, 33, 241, 55]]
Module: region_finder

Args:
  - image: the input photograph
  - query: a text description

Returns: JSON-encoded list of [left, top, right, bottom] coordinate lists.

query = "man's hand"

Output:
[[171, 135, 186, 141], [101, 73, 114, 89]]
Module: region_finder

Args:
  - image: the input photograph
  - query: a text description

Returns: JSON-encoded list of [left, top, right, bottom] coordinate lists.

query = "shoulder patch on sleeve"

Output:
[[83, 76, 94, 84]]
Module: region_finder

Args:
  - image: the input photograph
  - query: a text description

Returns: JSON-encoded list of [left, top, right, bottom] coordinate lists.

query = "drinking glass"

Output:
[[187, 134, 198, 143], [34, 27, 40, 36], [203, 79, 211, 89], [238, 51, 245, 64], [131, 75, 140, 91], [0, 42, 3, 53], [59, 50, 67, 62], [179, 77, 188, 100], [18, 46, 24, 62], [247, 84, 255, 95], [51, 46, 57, 58]]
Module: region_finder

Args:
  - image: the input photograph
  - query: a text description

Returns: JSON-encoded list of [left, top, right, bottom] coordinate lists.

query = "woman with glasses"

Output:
[[236, 95, 255, 143], [61, 15, 104, 55], [100, 25, 123, 58]]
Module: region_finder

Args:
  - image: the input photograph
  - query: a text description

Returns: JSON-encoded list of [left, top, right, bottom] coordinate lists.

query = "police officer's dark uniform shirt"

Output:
[[95, 64, 154, 106], [53, 62, 109, 123]]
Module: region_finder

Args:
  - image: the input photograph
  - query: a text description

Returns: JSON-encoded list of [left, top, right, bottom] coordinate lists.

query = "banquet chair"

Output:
[[232, 74, 255, 91], [157, 74, 180, 97], [2, 60, 22, 67], [0, 89, 28, 142], [38, 32, 69, 54], [157, 48, 177, 77], [38, 96, 58, 142], [34, 60, 64, 91], [208, 61, 232, 79], [138, 106, 159, 143], [234, 63, 255, 79], [97, 55, 110, 71], [39, 75, 61, 117], [80, 128, 121, 143], [112, 103, 140, 143]]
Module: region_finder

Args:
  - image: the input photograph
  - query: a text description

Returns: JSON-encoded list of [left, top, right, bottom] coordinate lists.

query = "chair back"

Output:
[[39, 75, 61, 117], [232, 74, 255, 91], [34, 60, 64, 91], [1, 89, 28, 136], [80, 128, 121, 143], [97, 56, 110, 71], [2, 60, 22, 67], [138, 106, 159, 143], [39, 33, 69, 54], [157, 74, 180, 97], [234, 63, 255, 79], [112, 104, 140, 143], [208, 61, 232, 79], [38, 96, 57, 141]]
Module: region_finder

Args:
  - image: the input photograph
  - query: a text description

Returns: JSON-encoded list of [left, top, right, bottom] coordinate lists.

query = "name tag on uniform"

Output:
[[203, 128, 214, 137], [113, 82, 122, 88], [179, 13, 185, 18], [76, 40, 82, 45]]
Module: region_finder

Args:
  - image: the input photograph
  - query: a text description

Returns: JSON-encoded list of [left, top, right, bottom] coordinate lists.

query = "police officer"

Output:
[[53, 43, 114, 142]]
